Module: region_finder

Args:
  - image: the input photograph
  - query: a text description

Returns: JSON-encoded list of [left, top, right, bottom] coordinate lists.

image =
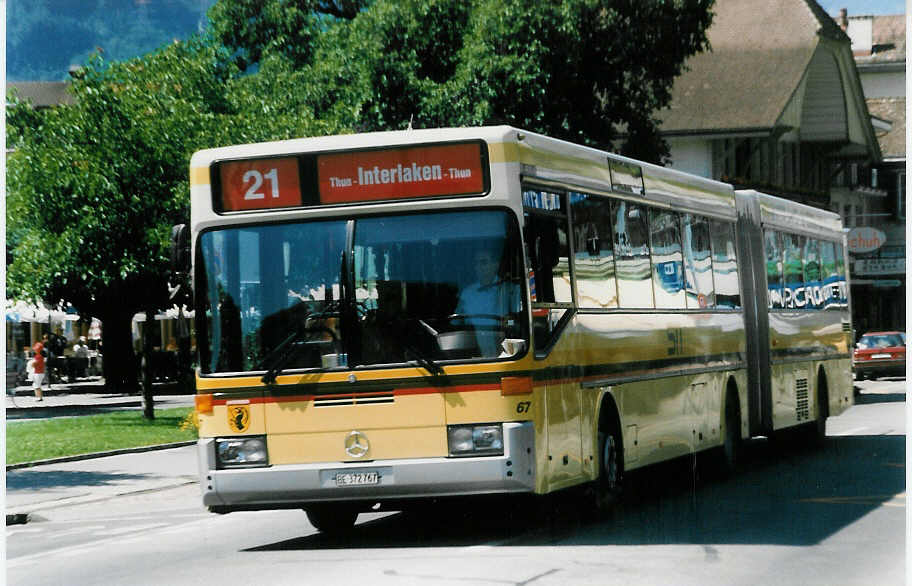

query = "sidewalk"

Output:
[[6, 444, 199, 521], [6, 378, 200, 525], [6, 377, 194, 419]]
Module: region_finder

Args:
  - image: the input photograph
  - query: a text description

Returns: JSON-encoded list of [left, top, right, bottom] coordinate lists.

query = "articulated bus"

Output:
[[182, 126, 853, 532]]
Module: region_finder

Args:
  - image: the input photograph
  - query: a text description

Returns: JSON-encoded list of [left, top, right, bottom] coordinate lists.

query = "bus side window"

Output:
[[683, 214, 715, 309], [709, 219, 740, 309], [649, 208, 685, 309], [523, 188, 572, 353], [611, 200, 653, 309], [764, 229, 784, 309], [835, 243, 848, 305], [782, 233, 805, 309], [804, 238, 822, 309], [570, 192, 618, 309]]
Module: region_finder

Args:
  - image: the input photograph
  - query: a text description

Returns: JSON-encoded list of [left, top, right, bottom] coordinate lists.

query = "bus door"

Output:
[[523, 187, 583, 489], [543, 372, 583, 489]]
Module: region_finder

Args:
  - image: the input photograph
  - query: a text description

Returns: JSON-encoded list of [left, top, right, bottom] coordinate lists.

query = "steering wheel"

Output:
[[447, 313, 506, 331]]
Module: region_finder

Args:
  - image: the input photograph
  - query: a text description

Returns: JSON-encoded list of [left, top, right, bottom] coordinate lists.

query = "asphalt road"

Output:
[[6, 377, 906, 586]]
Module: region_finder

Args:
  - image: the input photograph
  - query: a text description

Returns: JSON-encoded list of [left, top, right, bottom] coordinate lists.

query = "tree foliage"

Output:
[[7, 40, 235, 390], [208, 0, 365, 71], [7, 0, 714, 394], [232, 0, 714, 162]]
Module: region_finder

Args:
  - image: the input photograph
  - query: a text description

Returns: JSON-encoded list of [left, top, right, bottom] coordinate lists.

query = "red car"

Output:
[[853, 331, 906, 380]]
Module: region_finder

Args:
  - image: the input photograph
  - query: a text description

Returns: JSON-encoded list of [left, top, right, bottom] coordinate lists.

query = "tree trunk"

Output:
[[98, 309, 138, 394], [141, 304, 156, 420]]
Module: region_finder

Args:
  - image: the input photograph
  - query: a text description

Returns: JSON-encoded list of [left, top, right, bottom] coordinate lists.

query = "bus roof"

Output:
[[737, 189, 845, 239], [190, 126, 736, 220]]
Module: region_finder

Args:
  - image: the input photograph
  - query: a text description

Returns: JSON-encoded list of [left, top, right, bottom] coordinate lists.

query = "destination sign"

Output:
[[212, 141, 487, 213], [317, 142, 486, 204]]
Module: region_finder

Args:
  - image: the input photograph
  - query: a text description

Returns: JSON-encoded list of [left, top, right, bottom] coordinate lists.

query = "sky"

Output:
[[816, 0, 906, 15]]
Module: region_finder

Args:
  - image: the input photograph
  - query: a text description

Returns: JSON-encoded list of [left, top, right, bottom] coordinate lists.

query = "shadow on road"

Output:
[[246, 433, 904, 551], [6, 469, 155, 492]]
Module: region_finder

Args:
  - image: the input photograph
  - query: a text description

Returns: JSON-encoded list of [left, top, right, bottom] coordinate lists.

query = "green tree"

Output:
[[7, 36, 344, 416], [236, 0, 714, 163], [7, 40, 235, 414], [208, 0, 365, 71]]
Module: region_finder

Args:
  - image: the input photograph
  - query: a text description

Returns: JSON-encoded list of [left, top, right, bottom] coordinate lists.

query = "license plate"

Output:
[[872, 353, 891, 359], [334, 471, 380, 487]]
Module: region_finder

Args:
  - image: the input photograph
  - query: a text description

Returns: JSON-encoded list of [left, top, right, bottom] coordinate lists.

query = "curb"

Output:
[[6, 440, 197, 471], [6, 401, 144, 418], [5, 479, 199, 525]]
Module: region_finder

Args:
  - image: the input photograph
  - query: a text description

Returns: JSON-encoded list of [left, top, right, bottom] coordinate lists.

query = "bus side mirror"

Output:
[[170, 224, 190, 273], [169, 224, 192, 304]]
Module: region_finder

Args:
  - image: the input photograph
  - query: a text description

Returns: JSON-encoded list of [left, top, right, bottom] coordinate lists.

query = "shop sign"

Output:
[[847, 227, 886, 254], [854, 257, 905, 276]]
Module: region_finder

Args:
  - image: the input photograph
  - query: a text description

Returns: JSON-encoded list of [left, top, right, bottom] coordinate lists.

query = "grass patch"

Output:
[[7, 408, 197, 465]]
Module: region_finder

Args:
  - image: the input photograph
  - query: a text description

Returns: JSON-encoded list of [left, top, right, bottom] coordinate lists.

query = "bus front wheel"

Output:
[[305, 505, 358, 534]]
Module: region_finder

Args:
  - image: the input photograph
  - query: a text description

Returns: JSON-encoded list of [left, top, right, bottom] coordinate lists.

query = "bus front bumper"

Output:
[[199, 421, 535, 510]]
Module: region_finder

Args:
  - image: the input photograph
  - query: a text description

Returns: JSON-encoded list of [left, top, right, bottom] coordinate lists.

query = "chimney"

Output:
[[838, 8, 848, 31]]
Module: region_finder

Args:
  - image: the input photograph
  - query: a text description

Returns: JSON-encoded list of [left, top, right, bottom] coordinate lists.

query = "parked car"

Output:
[[853, 331, 906, 380]]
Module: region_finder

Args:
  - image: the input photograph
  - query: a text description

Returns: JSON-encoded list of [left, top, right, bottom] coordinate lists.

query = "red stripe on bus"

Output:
[[208, 382, 504, 406]]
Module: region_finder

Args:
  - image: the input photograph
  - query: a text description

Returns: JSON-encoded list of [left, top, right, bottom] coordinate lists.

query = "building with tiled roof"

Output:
[[659, 0, 880, 202], [838, 9, 906, 334], [656, 0, 904, 333], [7, 81, 75, 108]]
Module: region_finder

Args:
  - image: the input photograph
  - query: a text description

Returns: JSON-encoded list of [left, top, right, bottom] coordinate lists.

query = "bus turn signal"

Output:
[[501, 376, 533, 396], [195, 394, 214, 414]]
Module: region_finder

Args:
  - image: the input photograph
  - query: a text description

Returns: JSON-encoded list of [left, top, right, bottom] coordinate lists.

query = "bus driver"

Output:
[[455, 247, 521, 356]]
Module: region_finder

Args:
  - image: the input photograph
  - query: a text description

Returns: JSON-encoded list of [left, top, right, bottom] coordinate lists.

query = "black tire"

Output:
[[720, 386, 742, 475], [811, 374, 829, 446], [305, 505, 358, 534], [592, 422, 623, 514]]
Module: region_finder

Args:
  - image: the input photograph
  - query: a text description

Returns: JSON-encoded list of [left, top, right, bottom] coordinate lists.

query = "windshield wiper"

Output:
[[397, 319, 444, 377], [258, 303, 343, 384], [404, 342, 444, 377], [259, 327, 309, 385]]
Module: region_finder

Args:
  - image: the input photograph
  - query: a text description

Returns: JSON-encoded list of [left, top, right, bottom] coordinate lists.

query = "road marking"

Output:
[[9, 522, 175, 567], [52, 525, 108, 538], [799, 493, 905, 507], [95, 523, 169, 536], [6, 528, 44, 536]]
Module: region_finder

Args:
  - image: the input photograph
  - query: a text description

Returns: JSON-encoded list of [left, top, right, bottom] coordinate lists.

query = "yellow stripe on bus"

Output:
[[190, 166, 209, 186]]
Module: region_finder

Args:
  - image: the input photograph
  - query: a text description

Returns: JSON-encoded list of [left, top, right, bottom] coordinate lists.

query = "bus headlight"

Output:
[[216, 436, 268, 468], [447, 424, 504, 457]]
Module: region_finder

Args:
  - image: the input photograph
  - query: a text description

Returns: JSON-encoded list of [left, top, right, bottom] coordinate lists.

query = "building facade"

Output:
[[838, 11, 906, 336], [658, 0, 900, 336]]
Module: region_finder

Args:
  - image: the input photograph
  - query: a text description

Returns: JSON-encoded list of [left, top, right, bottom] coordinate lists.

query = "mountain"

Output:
[[7, 0, 216, 81]]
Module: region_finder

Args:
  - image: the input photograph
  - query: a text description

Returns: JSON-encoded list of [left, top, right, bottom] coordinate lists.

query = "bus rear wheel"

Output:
[[305, 505, 358, 534], [720, 387, 742, 475], [592, 424, 623, 514]]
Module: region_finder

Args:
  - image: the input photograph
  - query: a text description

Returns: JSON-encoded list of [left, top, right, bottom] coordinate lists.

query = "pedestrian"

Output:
[[72, 336, 90, 379], [31, 336, 48, 401]]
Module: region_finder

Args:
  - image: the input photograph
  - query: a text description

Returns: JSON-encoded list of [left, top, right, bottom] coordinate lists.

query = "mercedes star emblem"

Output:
[[345, 430, 370, 458]]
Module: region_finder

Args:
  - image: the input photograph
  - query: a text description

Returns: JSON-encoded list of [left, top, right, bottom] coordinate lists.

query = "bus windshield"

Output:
[[198, 209, 527, 374]]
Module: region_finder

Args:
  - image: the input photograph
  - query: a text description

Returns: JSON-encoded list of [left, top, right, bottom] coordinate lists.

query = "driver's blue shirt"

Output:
[[456, 281, 520, 356], [456, 281, 521, 318]]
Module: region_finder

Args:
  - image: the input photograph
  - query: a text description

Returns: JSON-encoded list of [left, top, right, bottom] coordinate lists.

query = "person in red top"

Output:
[[31, 336, 48, 401]]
